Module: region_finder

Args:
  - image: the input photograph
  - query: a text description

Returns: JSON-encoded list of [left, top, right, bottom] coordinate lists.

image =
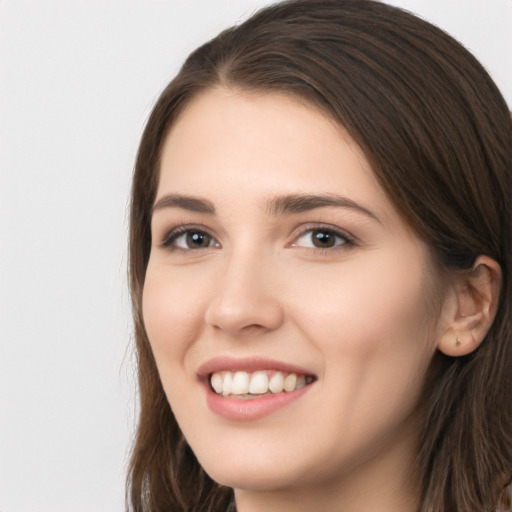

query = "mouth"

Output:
[[198, 357, 317, 421], [209, 370, 315, 399]]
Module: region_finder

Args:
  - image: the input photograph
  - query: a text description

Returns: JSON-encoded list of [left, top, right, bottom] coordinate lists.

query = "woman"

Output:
[[127, 1, 512, 510]]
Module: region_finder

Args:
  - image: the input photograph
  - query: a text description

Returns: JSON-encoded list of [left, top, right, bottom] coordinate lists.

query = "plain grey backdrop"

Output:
[[1, 1, 510, 511]]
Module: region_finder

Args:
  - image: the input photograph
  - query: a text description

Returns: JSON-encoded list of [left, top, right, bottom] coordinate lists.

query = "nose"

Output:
[[204, 249, 284, 336]]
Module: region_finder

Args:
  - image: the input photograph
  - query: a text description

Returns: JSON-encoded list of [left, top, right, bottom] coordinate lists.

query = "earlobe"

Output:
[[437, 256, 501, 357]]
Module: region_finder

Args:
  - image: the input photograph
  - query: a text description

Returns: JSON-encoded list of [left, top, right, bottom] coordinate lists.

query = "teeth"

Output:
[[249, 371, 268, 394], [269, 371, 284, 393], [210, 373, 223, 394], [209, 370, 312, 397], [232, 371, 249, 394], [222, 372, 233, 397], [283, 373, 297, 392]]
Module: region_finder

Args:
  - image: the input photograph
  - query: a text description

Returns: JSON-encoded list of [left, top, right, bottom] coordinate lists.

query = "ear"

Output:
[[437, 255, 501, 357]]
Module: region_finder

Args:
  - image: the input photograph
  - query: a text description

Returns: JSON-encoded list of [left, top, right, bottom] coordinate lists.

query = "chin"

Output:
[[198, 450, 306, 492], [207, 467, 296, 492]]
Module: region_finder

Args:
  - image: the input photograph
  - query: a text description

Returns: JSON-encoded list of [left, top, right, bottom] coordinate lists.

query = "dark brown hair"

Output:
[[127, 1, 512, 510]]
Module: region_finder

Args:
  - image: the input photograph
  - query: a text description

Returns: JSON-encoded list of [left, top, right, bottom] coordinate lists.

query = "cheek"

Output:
[[290, 265, 435, 468], [295, 250, 434, 351], [291, 250, 437, 413], [142, 264, 204, 369]]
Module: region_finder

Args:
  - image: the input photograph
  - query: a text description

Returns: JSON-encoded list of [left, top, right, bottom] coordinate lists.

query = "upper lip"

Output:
[[197, 356, 316, 380]]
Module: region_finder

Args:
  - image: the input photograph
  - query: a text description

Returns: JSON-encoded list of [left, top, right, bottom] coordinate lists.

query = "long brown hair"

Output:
[[127, 1, 512, 510]]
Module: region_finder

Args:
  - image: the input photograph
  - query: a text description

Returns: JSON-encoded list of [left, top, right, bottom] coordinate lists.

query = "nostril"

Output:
[[205, 291, 284, 335]]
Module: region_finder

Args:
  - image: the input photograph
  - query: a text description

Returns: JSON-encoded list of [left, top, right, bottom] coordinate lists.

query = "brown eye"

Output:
[[163, 228, 220, 250], [293, 228, 350, 249], [311, 230, 337, 248], [185, 231, 213, 248]]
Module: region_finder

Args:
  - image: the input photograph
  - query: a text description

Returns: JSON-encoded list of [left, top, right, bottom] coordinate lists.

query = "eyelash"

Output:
[[291, 225, 355, 252], [160, 224, 356, 252], [161, 225, 219, 250]]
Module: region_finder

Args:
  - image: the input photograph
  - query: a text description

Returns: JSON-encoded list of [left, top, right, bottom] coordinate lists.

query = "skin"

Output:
[[143, 87, 449, 511]]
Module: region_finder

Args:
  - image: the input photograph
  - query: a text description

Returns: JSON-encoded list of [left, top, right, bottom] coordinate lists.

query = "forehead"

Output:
[[160, 88, 375, 192], [158, 87, 415, 232]]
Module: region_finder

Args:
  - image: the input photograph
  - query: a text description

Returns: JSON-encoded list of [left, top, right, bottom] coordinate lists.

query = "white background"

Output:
[[0, 1, 510, 511]]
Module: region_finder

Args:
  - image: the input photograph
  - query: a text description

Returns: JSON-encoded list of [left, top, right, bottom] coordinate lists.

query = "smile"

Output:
[[209, 370, 315, 399], [198, 357, 317, 420]]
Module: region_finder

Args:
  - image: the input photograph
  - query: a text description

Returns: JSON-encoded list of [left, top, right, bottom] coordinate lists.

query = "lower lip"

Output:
[[205, 383, 312, 421]]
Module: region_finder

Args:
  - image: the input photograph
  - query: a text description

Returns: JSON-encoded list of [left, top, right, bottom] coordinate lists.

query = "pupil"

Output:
[[187, 232, 210, 248], [313, 230, 335, 248]]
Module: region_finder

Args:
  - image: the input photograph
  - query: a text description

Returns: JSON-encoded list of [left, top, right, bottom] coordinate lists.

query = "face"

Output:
[[143, 87, 442, 498]]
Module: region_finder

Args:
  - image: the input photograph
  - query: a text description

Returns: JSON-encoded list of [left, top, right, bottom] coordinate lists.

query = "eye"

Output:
[[163, 228, 220, 250], [293, 228, 351, 249]]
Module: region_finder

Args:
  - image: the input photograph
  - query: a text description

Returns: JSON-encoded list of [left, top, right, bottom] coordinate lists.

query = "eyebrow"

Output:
[[267, 193, 380, 222], [151, 192, 379, 222], [152, 194, 216, 214]]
